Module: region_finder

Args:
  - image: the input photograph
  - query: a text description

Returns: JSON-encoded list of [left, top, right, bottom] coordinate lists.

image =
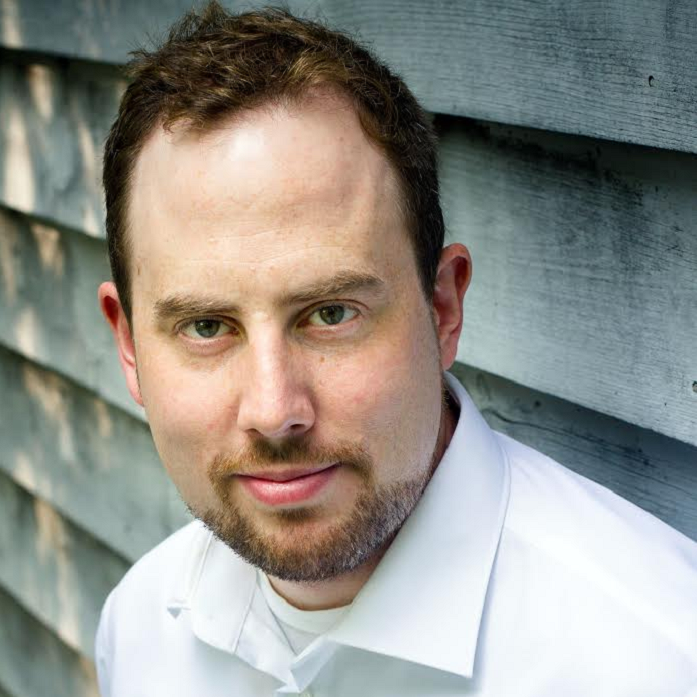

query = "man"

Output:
[[95, 3, 697, 695]]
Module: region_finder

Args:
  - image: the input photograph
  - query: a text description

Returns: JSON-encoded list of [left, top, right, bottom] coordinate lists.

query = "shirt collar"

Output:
[[167, 371, 510, 680], [324, 371, 511, 678]]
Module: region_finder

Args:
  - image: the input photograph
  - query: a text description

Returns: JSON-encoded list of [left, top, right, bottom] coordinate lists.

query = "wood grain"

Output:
[[0, 586, 99, 697], [1, 1, 696, 153], [1, 4, 696, 692], [0, 57, 123, 237], [441, 117, 697, 447], [0, 471, 129, 658], [0, 206, 137, 418], [452, 363, 697, 542], [0, 344, 190, 563]]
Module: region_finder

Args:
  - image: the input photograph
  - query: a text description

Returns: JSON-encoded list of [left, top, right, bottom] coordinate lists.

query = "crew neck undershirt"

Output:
[[257, 569, 351, 655]]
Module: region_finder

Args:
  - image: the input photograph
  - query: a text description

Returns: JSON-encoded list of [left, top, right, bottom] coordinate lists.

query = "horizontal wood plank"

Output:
[[452, 363, 697, 542], [0, 206, 137, 417], [0, 56, 123, 237], [1, 1, 697, 153], [0, 586, 99, 697], [441, 117, 697, 447], [0, 344, 190, 563], [0, 471, 130, 659]]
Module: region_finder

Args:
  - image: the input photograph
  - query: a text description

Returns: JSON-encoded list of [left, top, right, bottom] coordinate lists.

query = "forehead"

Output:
[[127, 92, 408, 285]]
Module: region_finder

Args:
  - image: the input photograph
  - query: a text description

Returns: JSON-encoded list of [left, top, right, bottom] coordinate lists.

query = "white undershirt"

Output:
[[257, 570, 351, 655]]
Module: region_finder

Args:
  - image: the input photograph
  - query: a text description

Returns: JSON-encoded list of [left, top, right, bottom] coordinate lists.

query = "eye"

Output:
[[306, 304, 358, 327], [180, 319, 233, 339]]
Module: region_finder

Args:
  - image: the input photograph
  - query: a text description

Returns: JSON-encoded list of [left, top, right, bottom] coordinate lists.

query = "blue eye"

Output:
[[181, 319, 232, 339], [307, 305, 358, 327]]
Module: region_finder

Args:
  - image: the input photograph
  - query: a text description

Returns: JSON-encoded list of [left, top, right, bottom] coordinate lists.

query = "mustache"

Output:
[[207, 438, 373, 480]]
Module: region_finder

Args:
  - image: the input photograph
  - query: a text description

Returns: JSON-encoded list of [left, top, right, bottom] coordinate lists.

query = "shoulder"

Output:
[[496, 430, 697, 559], [96, 520, 209, 653], [110, 519, 208, 609], [494, 431, 697, 661], [95, 520, 210, 695]]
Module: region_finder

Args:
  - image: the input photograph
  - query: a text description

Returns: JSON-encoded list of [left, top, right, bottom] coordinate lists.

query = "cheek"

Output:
[[136, 346, 230, 467], [318, 322, 441, 464], [149, 386, 223, 435], [318, 335, 405, 407], [142, 381, 228, 513]]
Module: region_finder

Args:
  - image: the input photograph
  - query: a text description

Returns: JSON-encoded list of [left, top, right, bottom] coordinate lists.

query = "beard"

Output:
[[192, 431, 441, 583]]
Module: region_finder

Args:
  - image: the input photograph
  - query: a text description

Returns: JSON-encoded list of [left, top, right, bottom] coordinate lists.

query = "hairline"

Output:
[[119, 85, 421, 328]]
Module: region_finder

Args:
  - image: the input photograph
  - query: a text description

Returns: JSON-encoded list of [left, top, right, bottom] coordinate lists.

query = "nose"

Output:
[[236, 332, 315, 441]]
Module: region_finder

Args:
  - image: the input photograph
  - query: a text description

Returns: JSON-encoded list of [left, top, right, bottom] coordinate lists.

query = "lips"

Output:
[[238, 463, 337, 482], [237, 463, 341, 506]]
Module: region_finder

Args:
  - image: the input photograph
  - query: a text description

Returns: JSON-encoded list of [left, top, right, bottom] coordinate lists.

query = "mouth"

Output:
[[237, 463, 338, 482], [236, 463, 341, 506]]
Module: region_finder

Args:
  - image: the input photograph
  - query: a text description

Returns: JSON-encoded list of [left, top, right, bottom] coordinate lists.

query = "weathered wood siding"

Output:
[[0, 585, 100, 697], [0, 471, 130, 659], [442, 118, 697, 446], [2, 0, 697, 153], [1, 2, 695, 695]]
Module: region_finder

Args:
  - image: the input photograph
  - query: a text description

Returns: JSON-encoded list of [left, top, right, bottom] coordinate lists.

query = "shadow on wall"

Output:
[[0, 48, 126, 237], [0, 205, 138, 416], [0, 0, 194, 63], [453, 361, 697, 540], [0, 468, 129, 661], [0, 340, 191, 663], [0, 581, 102, 697], [0, 8, 192, 679], [0, 0, 21, 47], [0, 338, 191, 564]]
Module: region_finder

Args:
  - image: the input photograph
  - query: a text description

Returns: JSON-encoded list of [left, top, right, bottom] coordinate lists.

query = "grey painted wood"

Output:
[[1, 1, 697, 154], [452, 363, 697, 542], [441, 117, 697, 448], [0, 56, 123, 237], [0, 344, 190, 562], [0, 471, 130, 659], [0, 586, 99, 697], [1, 52, 696, 444], [0, 206, 137, 418]]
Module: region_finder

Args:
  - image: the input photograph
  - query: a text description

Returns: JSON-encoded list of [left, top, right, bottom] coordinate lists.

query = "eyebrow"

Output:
[[153, 270, 386, 323]]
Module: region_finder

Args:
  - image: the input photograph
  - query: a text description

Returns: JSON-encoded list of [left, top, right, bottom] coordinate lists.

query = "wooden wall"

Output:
[[1, 1, 695, 694]]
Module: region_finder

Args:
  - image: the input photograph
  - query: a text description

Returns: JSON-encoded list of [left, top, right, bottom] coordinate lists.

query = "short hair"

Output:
[[103, 1, 444, 323]]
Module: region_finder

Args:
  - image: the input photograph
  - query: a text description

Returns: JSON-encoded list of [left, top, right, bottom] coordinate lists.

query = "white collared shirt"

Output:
[[256, 569, 348, 655], [96, 373, 697, 696]]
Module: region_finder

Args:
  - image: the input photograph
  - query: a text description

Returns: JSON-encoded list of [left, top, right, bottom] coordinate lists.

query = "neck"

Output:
[[267, 392, 459, 611]]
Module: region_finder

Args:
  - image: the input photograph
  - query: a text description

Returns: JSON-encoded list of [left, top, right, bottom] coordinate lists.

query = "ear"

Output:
[[98, 282, 144, 406], [432, 243, 472, 370]]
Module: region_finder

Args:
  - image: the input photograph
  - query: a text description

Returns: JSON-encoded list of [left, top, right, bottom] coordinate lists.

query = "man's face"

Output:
[[103, 92, 466, 582]]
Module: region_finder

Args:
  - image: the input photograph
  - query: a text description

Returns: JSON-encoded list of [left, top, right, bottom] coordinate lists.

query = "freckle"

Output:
[[319, 356, 325, 363]]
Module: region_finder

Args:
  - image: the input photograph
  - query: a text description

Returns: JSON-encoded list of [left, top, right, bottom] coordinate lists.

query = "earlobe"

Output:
[[98, 282, 144, 406], [432, 243, 472, 371]]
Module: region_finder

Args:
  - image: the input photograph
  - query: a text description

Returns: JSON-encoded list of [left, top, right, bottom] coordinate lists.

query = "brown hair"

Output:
[[103, 1, 444, 323]]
